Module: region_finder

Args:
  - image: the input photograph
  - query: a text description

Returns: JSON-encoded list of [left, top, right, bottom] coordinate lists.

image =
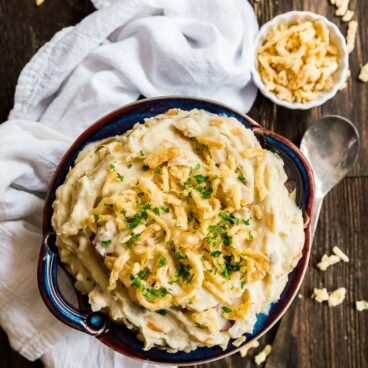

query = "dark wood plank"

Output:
[[0, 0, 94, 123], [0, 0, 367, 368]]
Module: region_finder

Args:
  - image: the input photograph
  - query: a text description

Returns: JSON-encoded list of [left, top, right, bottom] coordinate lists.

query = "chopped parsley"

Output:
[[234, 261, 241, 271], [219, 211, 240, 225], [206, 223, 231, 248], [222, 306, 232, 313], [127, 163, 133, 169], [241, 280, 246, 289], [125, 202, 151, 229], [131, 273, 168, 300], [242, 218, 251, 226], [161, 206, 170, 213], [211, 250, 222, 258], [144, 287, 168, 301], [206, 236, 218, 246], [208, 224, 220, 235], [109, 163, 116, 170], [116, 173, 124, 182], [126, 213, 147, 229], [194, 163, 201, 170], [194, 174, 208, 184], [154, 167, 161, 174], [182, 178, 192, 189], [132, 277, 143, 289], [138, 202, 151, 211], [220, 255, 244, 280], [219, 211, 230, 221], [138, 268, 150, 280], [231, 217, 240, 225], [183, 174, 213, 199], [196, 185, 213, 199], [124, 233, 141, 247], [176, 263, 193, 283], [157, 309, 167, 316], [222, 264, 231, 279], [139, 150, 145, 157], [158, 256, 166, 268], [237, 174, 246, 184], [221, 233, 232, 246], [94, 214, 100, 223], [152, 207, 160, 215], [174, 252, 187, 260], [195, 322, 205, 329], [101, 240, 111, 248]]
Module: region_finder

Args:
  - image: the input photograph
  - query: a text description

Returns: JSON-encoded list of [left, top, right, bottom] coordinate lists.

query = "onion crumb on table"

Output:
[[316, 246, 349, 270], [346, 20, 358, 53], [334, 0, 349, 17], [254, 344, 272, 365], [329, 0, 354, 21], [239, 339, 259, 358], [312, 288, 330, 303], [332, 246, 349, 262], [356, 300, 368, 311], [312, 287, 347, 307], [316, 254, 341, 271], [328, 0, 367, 83], [328, 287, 347, 307], [359, 63, 368, 82], [342, 10, 354, 22]]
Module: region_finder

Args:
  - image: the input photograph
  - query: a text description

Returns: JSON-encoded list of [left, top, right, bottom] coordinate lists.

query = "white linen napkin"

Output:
[[0, 0, 258, 366]]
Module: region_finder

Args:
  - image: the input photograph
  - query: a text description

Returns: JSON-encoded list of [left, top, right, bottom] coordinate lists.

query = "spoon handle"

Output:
[[264, 195, 323, 368], [310, 195, 324, 241]]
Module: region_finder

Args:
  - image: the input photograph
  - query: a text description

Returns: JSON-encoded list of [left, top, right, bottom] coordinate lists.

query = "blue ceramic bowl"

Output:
[[38, 96, 314, 366]]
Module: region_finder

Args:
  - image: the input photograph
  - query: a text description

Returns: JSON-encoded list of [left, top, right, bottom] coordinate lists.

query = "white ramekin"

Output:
[[251, 11, 349, 110]]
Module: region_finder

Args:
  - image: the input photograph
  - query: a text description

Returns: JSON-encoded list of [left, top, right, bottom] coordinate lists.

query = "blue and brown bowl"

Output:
[[38, 96, 314, 366]]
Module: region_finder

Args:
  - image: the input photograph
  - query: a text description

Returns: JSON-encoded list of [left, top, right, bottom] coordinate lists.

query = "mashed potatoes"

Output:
[[52, 108, 304, 352]]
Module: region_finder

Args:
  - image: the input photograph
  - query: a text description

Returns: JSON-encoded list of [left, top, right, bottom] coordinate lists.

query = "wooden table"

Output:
[[0, 1, 366, 367]]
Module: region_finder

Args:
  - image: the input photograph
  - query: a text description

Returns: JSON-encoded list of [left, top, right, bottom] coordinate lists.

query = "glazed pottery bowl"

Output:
[[38, 96, 314, 366], [251, 11, 349, 110]]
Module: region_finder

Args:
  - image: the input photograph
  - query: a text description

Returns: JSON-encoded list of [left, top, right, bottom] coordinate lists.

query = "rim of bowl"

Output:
[[41, 96, 315, 366], [251, 11, 349, 110]]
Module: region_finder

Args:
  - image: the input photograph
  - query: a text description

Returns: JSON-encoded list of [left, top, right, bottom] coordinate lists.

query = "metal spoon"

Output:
[[265, 115, 360, 368], [301, 115, 360, 239]]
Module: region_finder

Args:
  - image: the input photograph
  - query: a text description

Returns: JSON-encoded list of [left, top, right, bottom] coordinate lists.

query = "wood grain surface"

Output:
[[0, 1, 366, 367]]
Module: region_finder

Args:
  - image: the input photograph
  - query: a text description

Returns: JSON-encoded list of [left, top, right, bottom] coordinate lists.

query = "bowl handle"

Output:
[[38, 232, 108, 336]]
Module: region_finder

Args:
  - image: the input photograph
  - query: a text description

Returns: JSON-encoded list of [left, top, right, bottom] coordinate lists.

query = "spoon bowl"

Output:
[[300, 115, 360, 197], [300, 115, 360, 238]]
